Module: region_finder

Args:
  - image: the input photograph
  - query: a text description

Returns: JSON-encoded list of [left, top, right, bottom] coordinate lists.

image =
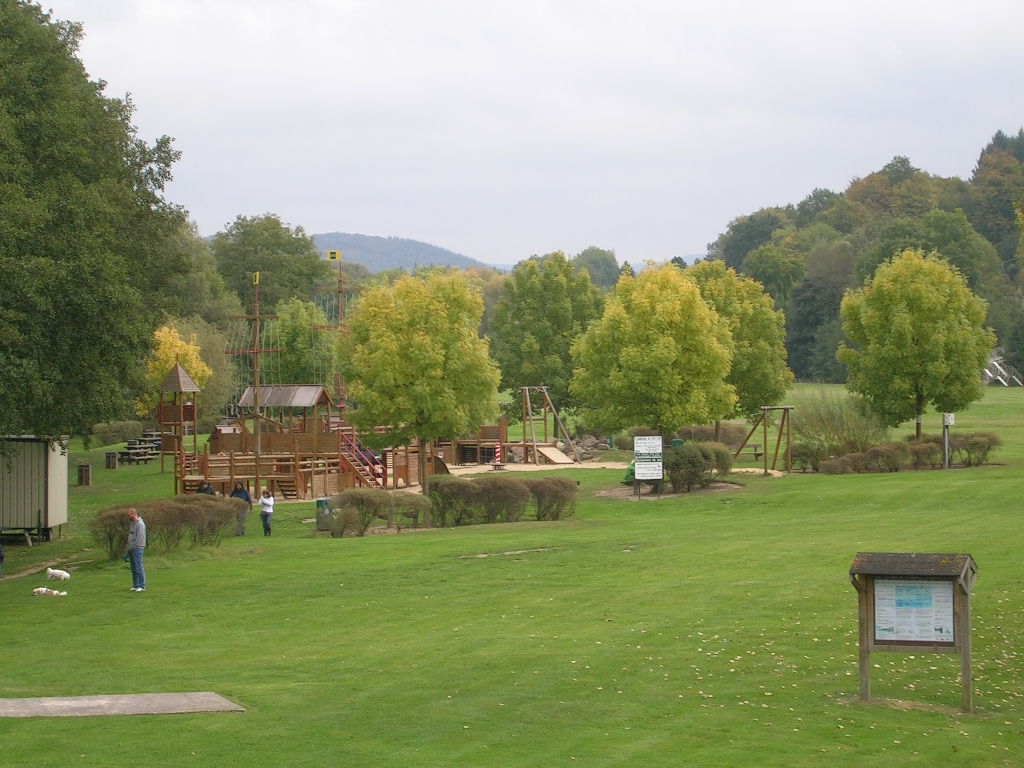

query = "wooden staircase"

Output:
[[338, 436, 386, 488], [275, 478, 300, 500]]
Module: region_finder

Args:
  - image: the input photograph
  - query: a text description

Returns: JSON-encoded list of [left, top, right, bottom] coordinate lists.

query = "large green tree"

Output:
[[686, 260, 793, 418], [161, 222, 243, 326], [967, 139, 1024, 262], [572, 246, 620, 290], [337, 272, 500, 505], [838, 249, 995, 438], [210, 214, 332, 312], [707, 208, 791, 269], [273, 298, 334, 389], [490, 253, 603, 412], [741, 243, 805, 308], [0, 1, 189, 440], [569, 264, 735, 435]]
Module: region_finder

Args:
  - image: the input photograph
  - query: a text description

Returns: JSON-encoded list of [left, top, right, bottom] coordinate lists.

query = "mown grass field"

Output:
[[2, 386, 1023, 766]]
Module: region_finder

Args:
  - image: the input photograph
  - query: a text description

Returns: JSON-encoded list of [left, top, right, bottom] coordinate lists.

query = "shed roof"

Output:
[[849, 552, 976, 578], [238, 385, 333, 408], [161, 363, 201, 393]]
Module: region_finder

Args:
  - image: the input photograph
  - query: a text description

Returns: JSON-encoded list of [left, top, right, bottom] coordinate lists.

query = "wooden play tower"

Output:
[[157, 362, 200, 491]]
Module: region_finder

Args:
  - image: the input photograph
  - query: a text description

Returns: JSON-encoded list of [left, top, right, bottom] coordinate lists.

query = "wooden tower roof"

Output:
[[161, 363, 201, 393]]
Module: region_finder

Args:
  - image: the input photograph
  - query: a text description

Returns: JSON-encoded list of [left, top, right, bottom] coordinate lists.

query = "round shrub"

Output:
[[524, 476, 578, 521], [473, 475, 532, 523], [328, 488, 391, 536]]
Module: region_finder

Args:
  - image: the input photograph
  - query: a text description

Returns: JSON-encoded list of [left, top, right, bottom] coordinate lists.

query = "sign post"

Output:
[[943, 413, 955, 469], [633, 436, 663, 498]]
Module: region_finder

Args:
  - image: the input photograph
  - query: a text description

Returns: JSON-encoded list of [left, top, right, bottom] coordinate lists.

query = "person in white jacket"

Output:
[[259, 489, 275, 536]]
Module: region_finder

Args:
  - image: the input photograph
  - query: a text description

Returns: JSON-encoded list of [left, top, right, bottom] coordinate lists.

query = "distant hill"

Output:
[[313, 233, 491, 273]]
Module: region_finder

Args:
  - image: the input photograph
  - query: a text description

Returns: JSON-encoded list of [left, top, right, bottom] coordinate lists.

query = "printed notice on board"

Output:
[[633, 435, 663, 480], [873, 579, 954, 643]]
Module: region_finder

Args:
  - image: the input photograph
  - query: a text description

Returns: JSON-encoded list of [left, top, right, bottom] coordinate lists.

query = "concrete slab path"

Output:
[[0, 691, 244, 718]]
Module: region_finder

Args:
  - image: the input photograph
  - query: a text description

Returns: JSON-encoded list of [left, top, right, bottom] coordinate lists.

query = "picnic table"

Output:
[[119, 442, 159, 465]]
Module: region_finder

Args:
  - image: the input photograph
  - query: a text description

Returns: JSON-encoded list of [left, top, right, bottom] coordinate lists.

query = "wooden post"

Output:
[[853, 573, 872, 701]]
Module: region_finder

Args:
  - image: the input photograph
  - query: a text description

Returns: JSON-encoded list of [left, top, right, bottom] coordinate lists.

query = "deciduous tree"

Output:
[[138, 326, 212, 416], [274, 299, 334, 389], [741, 243, 804, 308], [838, 249, 995, 438], [572, 246, 620, 290], [687, 260, 793, 418], [707, 208, 790, 269], [210, 214, 332, 312], [490, 253, 602, 412], [337, 273, 500, 506], [569, 265, 735, 435], [0, 2, 189, 440]]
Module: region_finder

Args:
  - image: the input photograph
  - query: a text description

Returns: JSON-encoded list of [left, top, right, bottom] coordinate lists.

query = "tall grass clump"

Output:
[[790, 388, 889, 470]]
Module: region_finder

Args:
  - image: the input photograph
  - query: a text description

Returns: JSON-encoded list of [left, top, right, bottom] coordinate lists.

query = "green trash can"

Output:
[[315, 497, 334, 532]]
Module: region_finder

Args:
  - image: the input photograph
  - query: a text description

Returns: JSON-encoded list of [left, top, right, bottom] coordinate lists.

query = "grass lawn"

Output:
[[2, 386, 1023, 766]]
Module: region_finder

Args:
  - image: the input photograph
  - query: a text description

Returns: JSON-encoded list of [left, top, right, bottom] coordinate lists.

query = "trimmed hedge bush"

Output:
[[819, 432, 1002, 474], [325, 488, 432, 536], [90, 420, 146, 448], [664, 442, 732, 492], [523, 476, 578, 521], [473, 475, 532, 523], [90, 495, 239, 559], [427, 475, 481, 527], [424, 474, 577, 526]]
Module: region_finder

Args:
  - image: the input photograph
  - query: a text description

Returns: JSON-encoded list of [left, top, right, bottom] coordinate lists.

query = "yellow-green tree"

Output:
[[337, 272, 500, 505], [569, 264, 736, 435], [137, 326, 212, 416], [687, 260, 793, 419], [838, 249, 995, 439]]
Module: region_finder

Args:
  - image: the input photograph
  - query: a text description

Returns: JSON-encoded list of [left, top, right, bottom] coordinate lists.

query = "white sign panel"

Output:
[[633, 436, 663, 480], [873, 579, 955, 643]]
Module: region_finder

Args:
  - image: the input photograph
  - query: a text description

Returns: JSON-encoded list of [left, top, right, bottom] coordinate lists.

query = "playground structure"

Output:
[[983, 349, 1023, 386], [156, 266, 581, 499], [164, 383, 582, 500]]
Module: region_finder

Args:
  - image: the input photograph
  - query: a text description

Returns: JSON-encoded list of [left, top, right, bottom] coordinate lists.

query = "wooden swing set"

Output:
[[732, 405, 793, 473]]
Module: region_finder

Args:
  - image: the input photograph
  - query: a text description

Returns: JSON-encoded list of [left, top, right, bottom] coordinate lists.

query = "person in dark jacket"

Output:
[[229, 481, 252, 535]]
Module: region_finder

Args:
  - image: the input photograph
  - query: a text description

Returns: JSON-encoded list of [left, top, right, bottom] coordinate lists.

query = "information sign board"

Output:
[[633, 436, 663, 480], [873, 578, 954, 644]]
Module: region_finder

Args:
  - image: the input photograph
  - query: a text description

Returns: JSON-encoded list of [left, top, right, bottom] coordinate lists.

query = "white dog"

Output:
[[46, 567, 71, 581], [32, 587, 67, 596]]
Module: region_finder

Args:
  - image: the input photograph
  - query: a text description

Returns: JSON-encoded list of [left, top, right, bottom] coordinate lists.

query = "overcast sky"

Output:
[[45, 0, 1024, 267]]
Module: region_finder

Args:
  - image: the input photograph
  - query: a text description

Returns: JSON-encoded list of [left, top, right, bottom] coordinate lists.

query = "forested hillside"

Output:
[[312, 232, 489, 273], [706, 129, 1024, 381]]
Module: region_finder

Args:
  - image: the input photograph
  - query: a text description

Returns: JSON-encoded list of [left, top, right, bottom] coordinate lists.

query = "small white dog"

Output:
[[46, 567, 71, 581], [32, 587, 67, 596]]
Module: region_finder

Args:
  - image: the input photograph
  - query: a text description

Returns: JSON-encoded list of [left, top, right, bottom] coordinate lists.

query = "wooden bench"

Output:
[[490, 462, 506, 471], [733, 444, 764, 461]]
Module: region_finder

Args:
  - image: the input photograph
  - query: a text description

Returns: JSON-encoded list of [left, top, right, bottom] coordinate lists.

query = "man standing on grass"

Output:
[[126, 508, 147, 592]]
